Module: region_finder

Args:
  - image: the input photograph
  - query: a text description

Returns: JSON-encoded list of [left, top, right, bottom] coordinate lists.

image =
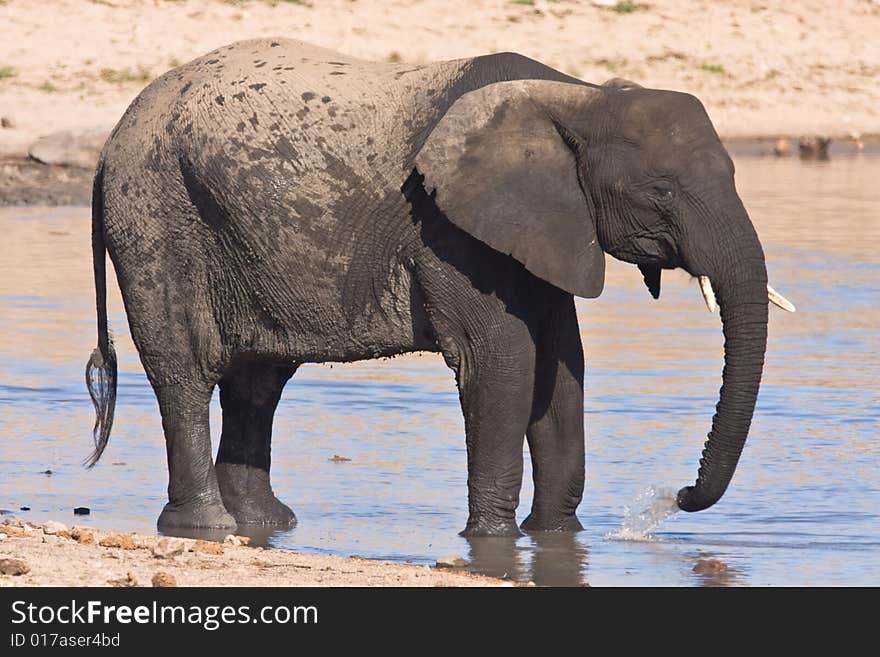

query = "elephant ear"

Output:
[[414, 80, 604, 298]]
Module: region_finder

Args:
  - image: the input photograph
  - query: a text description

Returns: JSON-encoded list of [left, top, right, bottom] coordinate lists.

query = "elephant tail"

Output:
[[84, 158, 117, 468]]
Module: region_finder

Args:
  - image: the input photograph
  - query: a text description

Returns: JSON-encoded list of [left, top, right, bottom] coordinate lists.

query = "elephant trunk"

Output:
[[676, 218, 769, 512]]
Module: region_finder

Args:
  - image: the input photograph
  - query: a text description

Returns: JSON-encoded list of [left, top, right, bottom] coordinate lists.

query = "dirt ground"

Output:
[[1, 0, 878, 155], [0, 518, 507, 587]]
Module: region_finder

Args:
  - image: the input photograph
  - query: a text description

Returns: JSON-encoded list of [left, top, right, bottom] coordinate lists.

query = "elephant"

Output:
[[85, 38, 794, 536]]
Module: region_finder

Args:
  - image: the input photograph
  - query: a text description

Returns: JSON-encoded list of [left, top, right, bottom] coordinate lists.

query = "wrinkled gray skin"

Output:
[[86, 39, 769, 536]]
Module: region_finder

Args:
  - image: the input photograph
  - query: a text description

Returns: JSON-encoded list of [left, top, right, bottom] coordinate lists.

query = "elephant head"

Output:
[[415, 76, 794, 512]]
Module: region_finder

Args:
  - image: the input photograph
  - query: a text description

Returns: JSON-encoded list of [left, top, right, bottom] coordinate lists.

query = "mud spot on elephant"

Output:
[[215, 95, 225, 106], [329, 71, 346, 76], [270, 42, 280, 47], [275, 136, 297, 161], [330, 123, 346, 133], [248, 113, 259, 128], [249, 83, 267, 92], [327, 107, 338, 118], [206, 59, 219, 65], [295, 107, 309, 120], [321, 96, 332, 103], [301, 91, 316, 102], [180, 81, 192, 94], [236, 121, 246, 133], [327, 61, 349, 66], [232, 91, 245, 101], [121, 182, 129, 196], [254, 61, 267, 69]]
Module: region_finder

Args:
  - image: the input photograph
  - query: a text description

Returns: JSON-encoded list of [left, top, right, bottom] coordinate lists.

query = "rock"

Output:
[[70, 527, 95, 544], [42, 520, 68, 535], [42, 469, 53, 475], [0, 525, 29, 538], [693, 558, 728, 575], [0, 116, 14, 129], [73, 507, 91, 516], [798, 136, 831, 160], [0, 558, 30, 576], [99, 534, 138, 550], [19, 506, 30, 511], [191, 540, 224, 555], [772, 138, 791, 157], [223, 534, 251, 546], [329, 455, 351, 462], [153, 537, 186, 559], [28, 127, 110, 169], [0, 533, 7, 541], [107, 572, 138, 587], [435, 556, 469, 569], [152, 572, 177, 587]]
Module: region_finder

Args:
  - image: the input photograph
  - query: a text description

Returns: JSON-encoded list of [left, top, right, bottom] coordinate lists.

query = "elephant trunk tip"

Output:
[[676, 485, 723, 513]]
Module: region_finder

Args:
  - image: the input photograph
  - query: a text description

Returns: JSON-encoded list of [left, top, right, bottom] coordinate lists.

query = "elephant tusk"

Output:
[[698, 276, 717, 313], [767, 284, 796, 312]]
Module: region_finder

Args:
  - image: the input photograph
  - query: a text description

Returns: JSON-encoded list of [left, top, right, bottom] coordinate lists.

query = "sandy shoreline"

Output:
[[1, 1, 878, 205], [0, 517, 509, 587]]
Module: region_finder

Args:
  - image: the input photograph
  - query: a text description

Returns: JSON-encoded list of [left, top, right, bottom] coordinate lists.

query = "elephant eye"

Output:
[[651, 181, 675, 200]]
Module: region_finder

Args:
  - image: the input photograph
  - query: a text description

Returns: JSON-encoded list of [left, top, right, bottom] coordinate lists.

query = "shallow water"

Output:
[[1, 154, 878, 586]]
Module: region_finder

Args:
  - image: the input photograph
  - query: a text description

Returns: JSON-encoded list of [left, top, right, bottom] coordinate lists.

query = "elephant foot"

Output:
[[215, 462, 297, 527], [460, 517, 523, 538], [520, 512, 584, 533], [157, 498, 237, 529]]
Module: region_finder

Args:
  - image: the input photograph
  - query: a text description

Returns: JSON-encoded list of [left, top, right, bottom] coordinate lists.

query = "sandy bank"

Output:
[[0, 518, 508, 587]]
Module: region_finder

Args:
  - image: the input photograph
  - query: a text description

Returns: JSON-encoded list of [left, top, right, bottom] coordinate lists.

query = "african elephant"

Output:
[[85, 39, 793, 536]]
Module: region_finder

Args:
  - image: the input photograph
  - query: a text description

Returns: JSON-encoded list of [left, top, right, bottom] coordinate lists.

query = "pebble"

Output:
[[153, 537, 186, 559], [693, 558, 728, 575], [73, 507, 91, 516], [223, 534, 252, 546], [107, 572, 138, 587], [192, 540, 224, 555], [152, 572, 178, 587], [0, 558, 30, 576], [70, 527, 95, 544], [435, 556, 469, 569], [42, 520, 68, 535], [99, 534, 138, 550]]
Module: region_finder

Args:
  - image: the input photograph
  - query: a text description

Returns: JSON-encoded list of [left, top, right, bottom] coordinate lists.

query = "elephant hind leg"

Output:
[[155, 382, 237, 529], [215, 361, 298, 526]]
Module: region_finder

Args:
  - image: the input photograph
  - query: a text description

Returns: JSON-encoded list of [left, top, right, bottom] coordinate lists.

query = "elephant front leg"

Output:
[[155, 384, 237, 529], [449, 336, 536, 538], [521, 298, 586, 532], [215, 362, 297, 526]]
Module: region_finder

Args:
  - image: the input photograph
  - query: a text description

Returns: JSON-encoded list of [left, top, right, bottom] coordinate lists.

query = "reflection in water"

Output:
[[465, 532, 590, 587], [1, 155, 878, 585]]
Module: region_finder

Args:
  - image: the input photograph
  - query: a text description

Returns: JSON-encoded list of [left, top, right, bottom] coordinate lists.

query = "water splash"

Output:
[[607, 486, 679, 541]]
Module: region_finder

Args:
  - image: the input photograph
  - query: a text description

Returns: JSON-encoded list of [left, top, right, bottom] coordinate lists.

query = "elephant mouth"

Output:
[[602, 220, 680, 268]]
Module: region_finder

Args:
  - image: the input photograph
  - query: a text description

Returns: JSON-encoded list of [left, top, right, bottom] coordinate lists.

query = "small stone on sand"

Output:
[[99, 534, 138, 550], [42, 520, 68, 535], [435, 556, 469, 569], [192, 540, 224, 555], [152, 572, 177, 587], [0, 558, 30, 576], [153, 537, 186, 559], [70, 527, 95, 544], [107, 572, 138, 587]]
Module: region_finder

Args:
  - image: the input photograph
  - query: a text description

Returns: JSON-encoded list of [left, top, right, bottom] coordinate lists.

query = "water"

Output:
[[1, 154, 878, 586]]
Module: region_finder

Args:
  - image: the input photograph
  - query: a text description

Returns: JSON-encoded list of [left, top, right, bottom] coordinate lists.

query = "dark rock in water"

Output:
[[798, 136, 831, 160], [73, 507, 90, 516], [329, 455, 352, 462], [19, 506, 30, 511], [28, 127, 109, 169], [42, 470, 53, 475], [693, 558, 728, 575]]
